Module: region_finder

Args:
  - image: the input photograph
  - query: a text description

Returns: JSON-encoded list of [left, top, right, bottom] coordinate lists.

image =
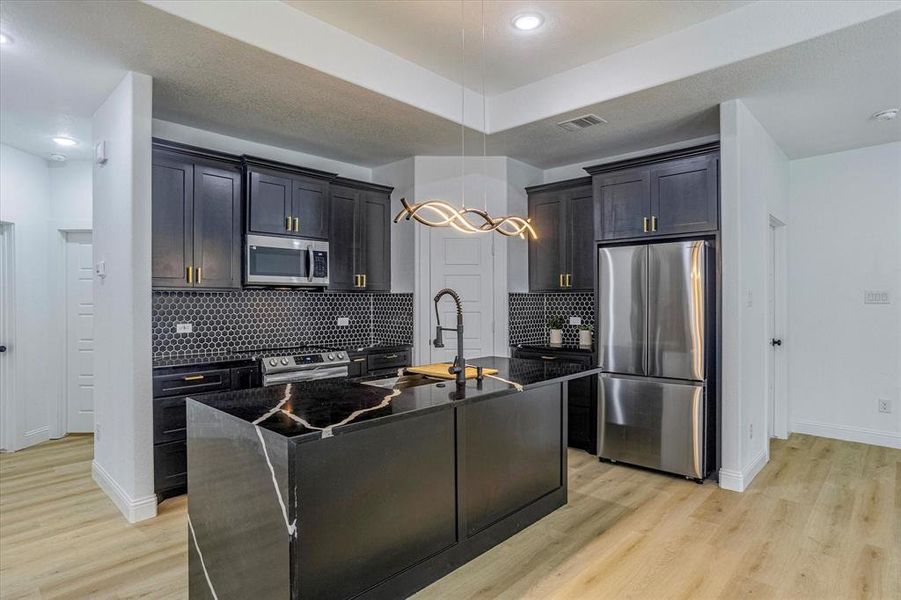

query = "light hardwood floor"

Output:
[[1, 434, 898, 599]]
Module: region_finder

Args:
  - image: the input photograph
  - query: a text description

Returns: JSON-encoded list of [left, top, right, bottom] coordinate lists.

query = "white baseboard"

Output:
[[92, 460, 158, 523], [791, 420, 901, 449], [23, 426, 50, 448], [718, 448, 768, 493]]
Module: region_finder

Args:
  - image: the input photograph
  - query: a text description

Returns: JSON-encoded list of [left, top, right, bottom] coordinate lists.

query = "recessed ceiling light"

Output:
[[52, 136, 77, 147], [0, 32, 12, 45], [49, 153, 67, 162], [512, 13, 543, 31], [871, 108, 898, 122]]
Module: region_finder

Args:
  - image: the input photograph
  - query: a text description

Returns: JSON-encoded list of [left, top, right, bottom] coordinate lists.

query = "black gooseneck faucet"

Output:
[[432, 288, 466, 387]]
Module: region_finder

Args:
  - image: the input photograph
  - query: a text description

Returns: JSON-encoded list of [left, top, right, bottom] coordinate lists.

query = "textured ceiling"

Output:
[[286, 0, 754, 95], [0, 1, 897, 169]]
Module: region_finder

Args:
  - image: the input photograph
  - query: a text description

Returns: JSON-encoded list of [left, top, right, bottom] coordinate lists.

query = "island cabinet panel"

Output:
[[296, 409, 457, 600], [459, 384, 563, 537]]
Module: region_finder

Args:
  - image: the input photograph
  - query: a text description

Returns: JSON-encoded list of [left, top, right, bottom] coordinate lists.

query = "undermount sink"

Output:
[[361, 373, 445, 390]]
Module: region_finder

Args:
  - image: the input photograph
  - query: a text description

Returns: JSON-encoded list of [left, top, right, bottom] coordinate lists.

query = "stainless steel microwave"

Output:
[[245, 234, 329, 287]]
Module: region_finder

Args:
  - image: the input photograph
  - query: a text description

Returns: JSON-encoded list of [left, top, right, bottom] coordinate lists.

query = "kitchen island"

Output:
[[186, 356, 600, 600]]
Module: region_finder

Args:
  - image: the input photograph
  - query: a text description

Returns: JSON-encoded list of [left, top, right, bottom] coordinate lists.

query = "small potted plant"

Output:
[[578, 324, 593, 347], [547, 315, 565, 345]]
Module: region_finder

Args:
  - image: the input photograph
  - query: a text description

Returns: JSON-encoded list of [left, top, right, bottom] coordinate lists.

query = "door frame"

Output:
[[766, 215, 788, 440], [52, 225, 92, 439], [0, 222, 18, 451]]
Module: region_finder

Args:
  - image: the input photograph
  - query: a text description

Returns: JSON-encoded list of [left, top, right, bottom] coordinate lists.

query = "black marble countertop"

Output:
[[343, 342, 413, 353], [512, 342, 595, 354], [189, 356, 600, 443]]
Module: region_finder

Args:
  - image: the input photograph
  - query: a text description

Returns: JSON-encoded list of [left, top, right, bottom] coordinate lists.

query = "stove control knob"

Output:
[[337, 353, 345, 359], [281, 358, 289, 365], [269, 359, 277, 367], [327, 354, 334, 360]]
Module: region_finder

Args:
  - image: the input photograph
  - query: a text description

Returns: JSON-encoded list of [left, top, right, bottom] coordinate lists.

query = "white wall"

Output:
[[719, 99, 789, 492], [152, 119, 372, 181], [788, 142, 901, 448], [372, 157, 414, 292], [49, 160, 93, 227], [506, 158, 543, 293], [91, 72, 156, 522], [0, 145, 54, 450]]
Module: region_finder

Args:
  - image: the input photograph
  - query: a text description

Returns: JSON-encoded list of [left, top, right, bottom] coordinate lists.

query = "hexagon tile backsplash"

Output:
[[508, 292, 595, 346], [152, 290, 413, 357]]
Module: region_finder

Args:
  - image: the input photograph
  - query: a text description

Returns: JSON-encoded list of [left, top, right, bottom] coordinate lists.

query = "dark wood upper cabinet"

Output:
[[244, 158, 335, 239], [152, 152, 193, 288], [649, 154, 718, 236], [152, 144, 241, 290], [566, 186, 595, 291], [248, 170, 292, 235], [528, 193, 566, 292], [328, 180, 393, 292], [192, 162, 241, 289], [293, 177, 329, 239], [526, 179, 592, 292], [359, 190, 391, 292], [596, 169, 650, 241], [588, 144, 720, 242], [328, 185, 359, 292]]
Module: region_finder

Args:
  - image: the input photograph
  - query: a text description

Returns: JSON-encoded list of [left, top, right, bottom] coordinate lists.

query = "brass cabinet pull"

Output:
[[286, 216, 293, 231], [183, 375, 205, 381], [566, 274, 572, 287], [196, 267, 202, 284], [540, 355, 557, 361], [187, 265, 193, 284], [559, 273, 564, 287], [354, 274, 361, 287], [643, 217, 649, 233], [352, 357, 367, 363], [293, 217, 300, 232], [362, 274, 367, 287], [383, 354, 398, 359], [651, 216, 658, 232]]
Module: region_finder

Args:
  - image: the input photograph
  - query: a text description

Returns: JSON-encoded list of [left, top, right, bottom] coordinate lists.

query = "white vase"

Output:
[[579, 330, 592, 347], [548, 329, 563, 345]]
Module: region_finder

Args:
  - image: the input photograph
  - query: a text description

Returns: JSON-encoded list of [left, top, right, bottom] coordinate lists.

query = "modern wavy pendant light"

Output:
[[394, 0, 537, 240]]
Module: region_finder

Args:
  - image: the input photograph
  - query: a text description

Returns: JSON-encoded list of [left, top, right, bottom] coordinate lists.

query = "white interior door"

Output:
[[65, 232, 94, 433], [428, 228, 495, 364], [767, 224, 776, 438], [0, 223, 15, 451]]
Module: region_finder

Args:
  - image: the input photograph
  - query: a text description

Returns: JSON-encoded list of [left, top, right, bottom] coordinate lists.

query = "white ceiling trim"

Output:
[[143, 0, 487, 132], [488, 1, 901, 133]]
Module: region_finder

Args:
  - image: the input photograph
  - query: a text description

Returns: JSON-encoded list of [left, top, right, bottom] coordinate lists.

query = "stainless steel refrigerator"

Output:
[[597, 240, 714, 480]]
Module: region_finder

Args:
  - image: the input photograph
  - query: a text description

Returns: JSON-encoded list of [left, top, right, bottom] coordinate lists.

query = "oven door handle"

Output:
[[307, 245, 314, 282]]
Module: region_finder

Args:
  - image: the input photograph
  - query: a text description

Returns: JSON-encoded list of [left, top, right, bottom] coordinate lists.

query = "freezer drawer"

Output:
[[599, 374, 705, 479]]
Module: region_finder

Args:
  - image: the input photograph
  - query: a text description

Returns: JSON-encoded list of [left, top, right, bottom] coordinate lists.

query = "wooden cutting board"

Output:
[[406, 363, 498, 380]]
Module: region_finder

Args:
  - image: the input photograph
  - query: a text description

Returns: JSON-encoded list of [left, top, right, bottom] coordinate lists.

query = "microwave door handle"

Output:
[[307, 246, 314, 282]]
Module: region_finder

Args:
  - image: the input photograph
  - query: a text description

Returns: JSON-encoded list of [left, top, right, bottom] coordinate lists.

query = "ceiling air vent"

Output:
[[556, 114, 607, 132]]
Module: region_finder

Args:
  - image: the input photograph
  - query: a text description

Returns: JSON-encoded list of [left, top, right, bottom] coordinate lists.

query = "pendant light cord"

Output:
[[460, 0, 466, 209], [481, 0, 487, 212]]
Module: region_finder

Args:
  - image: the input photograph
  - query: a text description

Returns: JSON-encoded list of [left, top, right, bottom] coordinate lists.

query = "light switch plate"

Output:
[[337, 317, 350, 326], [864, 290, 890, 304], [176, 323, 193, 334], [569, 316, 582, 326]]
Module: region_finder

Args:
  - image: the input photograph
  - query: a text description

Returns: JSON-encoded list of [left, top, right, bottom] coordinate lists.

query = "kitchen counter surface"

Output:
[[513, 342, 595, 354], [190, 356, 600, 443]]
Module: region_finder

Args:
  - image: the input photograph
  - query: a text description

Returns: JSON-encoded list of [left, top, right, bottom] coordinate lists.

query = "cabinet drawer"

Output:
[[153, 396, 187, 443], [154, 440, 187, 493], [153, 368, 232, 398], [347, 352, 369, 378], [367, 350, 410, 373]]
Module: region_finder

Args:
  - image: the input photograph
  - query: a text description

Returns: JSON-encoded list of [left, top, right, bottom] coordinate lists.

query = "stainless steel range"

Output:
[[260, 347, 350, 386]]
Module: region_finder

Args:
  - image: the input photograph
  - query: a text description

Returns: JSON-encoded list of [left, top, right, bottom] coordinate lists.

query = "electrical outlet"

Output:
[[176, 323, 193, 334], [878, 399, 892, 414], [337, 317, 350, 326], [569, 316, 582, 326]]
